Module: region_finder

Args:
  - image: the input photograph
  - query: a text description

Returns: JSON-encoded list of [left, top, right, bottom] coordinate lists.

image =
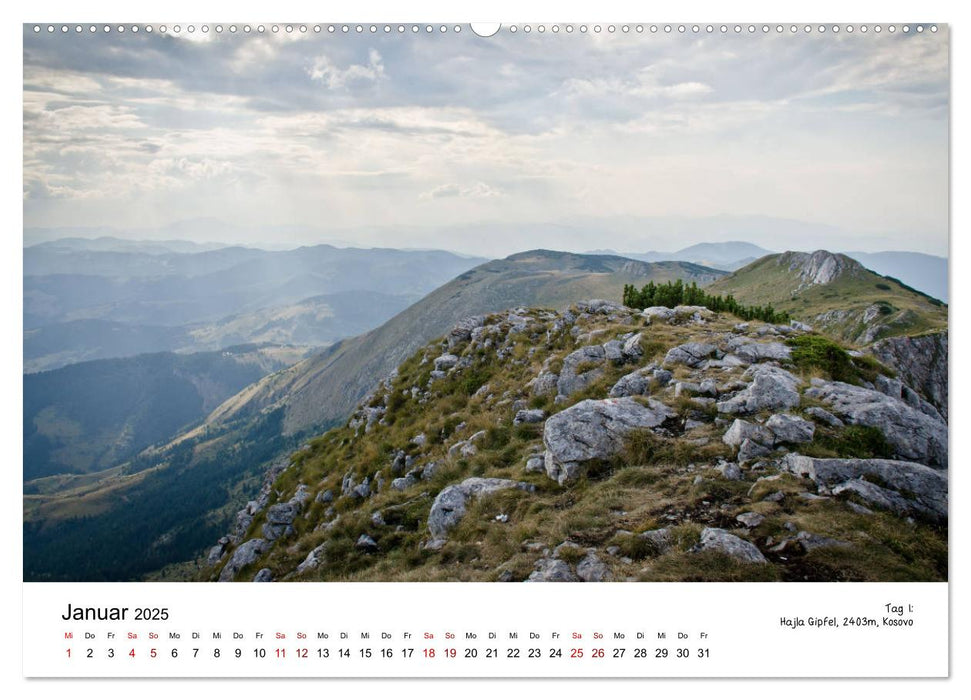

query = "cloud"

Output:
[[20, 27, 949, 256], [421, 182, 505, 200], [307, 49, 386, 89]]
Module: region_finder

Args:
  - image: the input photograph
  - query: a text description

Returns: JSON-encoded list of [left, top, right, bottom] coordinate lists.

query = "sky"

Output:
[[22, 24, 950, 256]]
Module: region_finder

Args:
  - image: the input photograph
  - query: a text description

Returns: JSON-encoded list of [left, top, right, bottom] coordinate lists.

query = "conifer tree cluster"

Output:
[[622, 280, 791, 324]]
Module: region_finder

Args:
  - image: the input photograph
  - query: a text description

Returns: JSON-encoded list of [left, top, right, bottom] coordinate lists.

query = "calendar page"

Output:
[[20, 14, 950, 682]]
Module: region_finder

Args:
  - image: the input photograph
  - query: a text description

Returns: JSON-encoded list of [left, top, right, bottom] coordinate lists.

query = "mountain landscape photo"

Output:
[[22, 24, 948, 584]]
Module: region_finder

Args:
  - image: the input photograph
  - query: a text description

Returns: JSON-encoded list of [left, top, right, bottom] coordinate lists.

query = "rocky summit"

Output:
[[202, 299, 948, 584]]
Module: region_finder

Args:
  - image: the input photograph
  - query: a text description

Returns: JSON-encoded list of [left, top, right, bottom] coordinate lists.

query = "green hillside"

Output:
[[706, 251, 947, 344]]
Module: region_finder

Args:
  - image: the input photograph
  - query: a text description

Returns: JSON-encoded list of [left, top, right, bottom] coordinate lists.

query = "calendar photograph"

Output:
[[22, 22, 948, 591]]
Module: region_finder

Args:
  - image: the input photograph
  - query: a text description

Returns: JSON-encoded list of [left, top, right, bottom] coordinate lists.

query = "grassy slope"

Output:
[[706, 253, 947, 344], [210, 308, 945, 584]]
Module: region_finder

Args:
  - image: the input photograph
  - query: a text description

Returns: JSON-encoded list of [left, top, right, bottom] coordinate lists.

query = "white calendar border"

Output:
[[3, 0, 965, 696]]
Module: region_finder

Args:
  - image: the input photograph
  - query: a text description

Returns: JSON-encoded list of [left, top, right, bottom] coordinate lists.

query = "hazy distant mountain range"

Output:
[[24, 241, 487, 372]]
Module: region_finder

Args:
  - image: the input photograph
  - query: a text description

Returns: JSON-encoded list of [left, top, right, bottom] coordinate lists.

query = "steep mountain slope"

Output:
[[24, 290, 417, 373], [23, 344, 308, 481], [706, 251, 947, 344], [206, 301, 947, 584], [200, 250, 727, 438]]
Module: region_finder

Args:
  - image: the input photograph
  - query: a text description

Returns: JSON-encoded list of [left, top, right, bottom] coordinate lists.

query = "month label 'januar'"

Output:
[[25, 582, 947, 678]]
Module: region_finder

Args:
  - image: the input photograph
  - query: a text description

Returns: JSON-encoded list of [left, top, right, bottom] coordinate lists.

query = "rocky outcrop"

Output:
[[543, 398, 675, 485], [694, 528, 767, 563], [557, 345, 606, 397], [663, 342, 719, 368], [527, 558, 579, 582], [724, 338, 791, 363], [780, 250, 863, 289], [218, 538, 269, 582], [783, 454, 947, 522], [804, 379, 947, 467], [869, 332, 948, 420], [765, 413, 815, 445], [716, 365, 800, 414], [427, 478, 535, 538]]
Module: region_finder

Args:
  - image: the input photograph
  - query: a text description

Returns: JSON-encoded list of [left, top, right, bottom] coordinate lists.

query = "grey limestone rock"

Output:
[[252, 568, 273, 582], [514, 409, 546, 425], [218, 539, 269, 582], [765, 413, 815, 445], [543, 398, 675, 485], [576, 551, 612, 582], [782, 454, 947, 522], [527, 558, 578, 582], [805, 406, 844, 428], [557, 345, 607, 397], [736, 512, 765, 528], [716, 365, 800, 415], [428, 478, 535, 538], [663, 342, 719, 368], [804, 379, 947, 467], [695, 528, 767, 563]]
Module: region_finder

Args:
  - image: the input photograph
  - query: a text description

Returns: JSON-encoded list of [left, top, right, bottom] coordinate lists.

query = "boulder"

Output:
[[578, 299, 626, 315], [206, 544, 226, 565], [433, 353, 459, 372], [447, 316, 485, 350], [804, 379, 947, 467], [525, 455, 546, 473], [218, 539, 269, 582], [738, 439, 770, 463], [576, 551, 612, 582], [527, 558, 578, 582], [295, 544, 327, 575], [663, 342, 719, 368], [622, 333, 644, 360], [869, 332, 947, 420], [531, 372, 559, 397], [695, 528, 767, 563], [252, 568, 273, 582], [765, 414, 815, 444], [722, 419, 772, 448], [391, 475, 418, 491], [609, 368, 652, 398], [557, 345, 607, 397], [543, 398, 675, 485], [641, 306, 676, 324], [725, 338, 791, 363], [716, 461, 744, 480], [603, 340, 625, 363], [637, 528, 673, 555], [514, 409, 546, 425], [716, 365, 800, 414], [355, 534, 379, 553], [427, 478, 535, 538], [262, 502, 300, 541], [805, 406, 844, 427], [736, 512, 765, 528], [782, 454, 947, 522]]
